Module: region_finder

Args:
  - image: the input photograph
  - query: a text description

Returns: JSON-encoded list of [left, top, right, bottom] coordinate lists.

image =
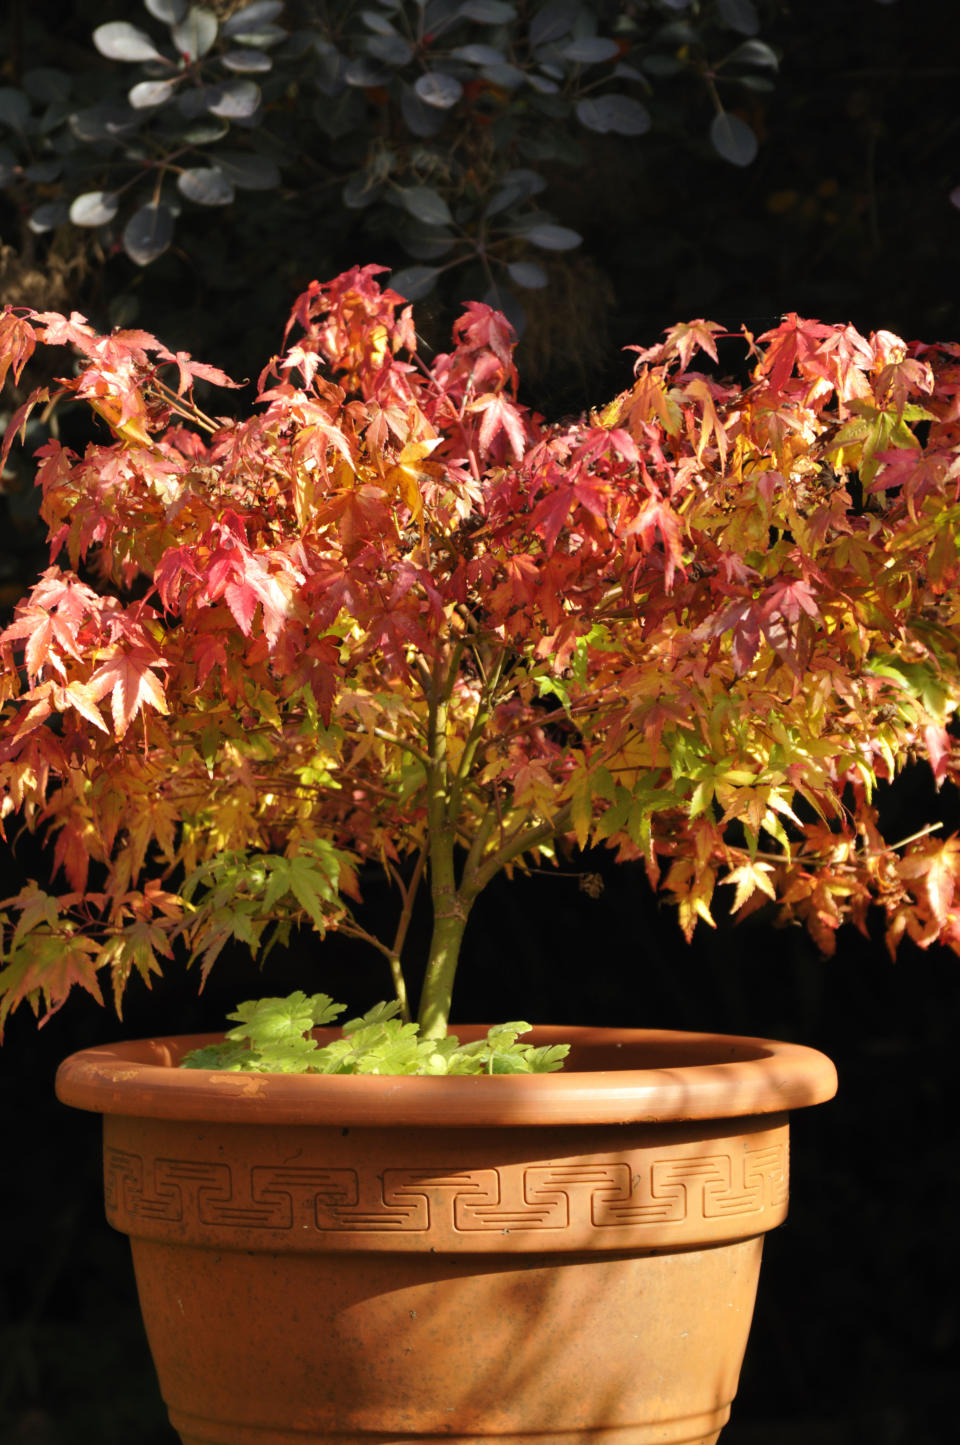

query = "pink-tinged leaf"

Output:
[[898, 836, 960, 925], [711, 598, 762, 674], [760, 576, 820, 624], [2, 386, 50, 466], [471, 393, 527, 460], [755, 314, 834, 396], [156, 347, 242, 394], [452, 302, 517, 376], [628, 319, 724, 371], [57, 682, 110, 733], [625, 496, 684, 589], [923, 723, 951, 785], [88, 647, 169, 738]]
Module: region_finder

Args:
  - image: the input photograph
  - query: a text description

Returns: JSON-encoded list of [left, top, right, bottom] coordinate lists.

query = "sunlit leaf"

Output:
[[93, 22, 163, 62], [172, 5, 219, 60], [69, 191, 120, 227]]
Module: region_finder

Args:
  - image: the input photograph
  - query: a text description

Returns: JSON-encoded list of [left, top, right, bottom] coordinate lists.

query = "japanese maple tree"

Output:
[[1, 269, 960, 1041]]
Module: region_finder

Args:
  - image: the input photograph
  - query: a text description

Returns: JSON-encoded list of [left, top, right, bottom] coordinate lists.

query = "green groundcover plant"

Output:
[[1, 266, 960, 1073]]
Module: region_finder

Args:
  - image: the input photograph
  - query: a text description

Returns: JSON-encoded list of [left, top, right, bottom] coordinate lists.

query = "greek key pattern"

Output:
[[104, 1142, 787, 1246]]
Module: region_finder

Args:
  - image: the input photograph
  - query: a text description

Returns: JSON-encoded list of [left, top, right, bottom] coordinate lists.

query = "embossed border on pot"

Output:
[[56, 1025, 837, 1128], [100, 1115, 792, 1253]]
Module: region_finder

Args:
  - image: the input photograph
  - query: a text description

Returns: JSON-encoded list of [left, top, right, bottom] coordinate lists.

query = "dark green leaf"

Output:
[[725, 38, 779, 70], [400, 82, 446, 136], [367, 34, 415, 66], [523, 222, 581, 249], [530, 0, 580, 48], [482, 63, 524, 89], [343, 173, 384, 208], [641, 54, 684, 76], [562, 37, 620, 64], [122, 200, 175, 264], [23, 159, 61, 182], [709, 110, 757, 165], [361, 9, 399, 36], [70, 103, 140, 142], [390, 264, 442, 299], [178, 166, 235, 204], [213, 149, 280, 189], [399, 184, 453, 225], [452, 44, 505, 64], [459, 0, 516, 21], [222, 1, 285, 35], [507, 260, 548, 288], [22, 69, 69, 104], [484, 167, 546, 217], [222, 48, 273, 72], [576, 94, 650, 135], [0, 88, 30, 132], [344, 58, 392, 87], [414, 72, 463, 109], [395, 217, 456, 258], [206, 80, 261, 119], [28, 201, 69, 233], [717, 0, 760, 36], [178, 114, 230, 143]]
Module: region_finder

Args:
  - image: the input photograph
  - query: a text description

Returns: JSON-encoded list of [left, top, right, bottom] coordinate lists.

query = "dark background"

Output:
[[2, 1, 960, 1442]]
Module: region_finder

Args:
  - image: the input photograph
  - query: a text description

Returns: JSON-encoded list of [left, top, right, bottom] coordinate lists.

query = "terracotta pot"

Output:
[[56, 1026, 836, 1445]]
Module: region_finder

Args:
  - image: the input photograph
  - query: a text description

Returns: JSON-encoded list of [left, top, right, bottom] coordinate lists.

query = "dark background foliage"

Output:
[[2, 1, 959, 1442]]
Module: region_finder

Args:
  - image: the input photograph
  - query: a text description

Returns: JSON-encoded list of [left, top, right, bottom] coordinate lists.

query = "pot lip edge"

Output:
[[54, 1024, 838, 1125]]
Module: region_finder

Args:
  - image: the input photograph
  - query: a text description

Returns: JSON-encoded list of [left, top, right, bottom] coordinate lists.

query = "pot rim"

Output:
[[55, 1025, 837, 1127]]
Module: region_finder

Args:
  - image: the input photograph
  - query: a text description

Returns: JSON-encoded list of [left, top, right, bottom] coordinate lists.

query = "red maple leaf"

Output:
[[755, 315, 835, 396], [469, 393, 528, 461]]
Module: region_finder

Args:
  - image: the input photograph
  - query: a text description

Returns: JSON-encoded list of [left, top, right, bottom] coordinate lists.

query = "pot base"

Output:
[[135, 1235, 760, 1445], [172, 1415, 729, 1445]]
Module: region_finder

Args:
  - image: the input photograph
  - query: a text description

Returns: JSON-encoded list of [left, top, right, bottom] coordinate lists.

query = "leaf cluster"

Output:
[[0, 0, 781, 329], [180, 990, 569, 1073], [2, 273, 960, 1038]]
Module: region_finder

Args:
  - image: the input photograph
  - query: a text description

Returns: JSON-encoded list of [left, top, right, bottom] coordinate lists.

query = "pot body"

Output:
[[57, 1026, 837, 1445]]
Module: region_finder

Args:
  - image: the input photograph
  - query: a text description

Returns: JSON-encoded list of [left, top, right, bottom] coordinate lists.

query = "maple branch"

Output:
[[149, 377, 220, 434], [384, 844, 428, 1023], [746, 821, 945, 870], [459, 805, 500, 899], [335, 915, 411, 1019], [448, 650, 506, 818], [471, 803, 574, 897], [372, 727, 431, 770]]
